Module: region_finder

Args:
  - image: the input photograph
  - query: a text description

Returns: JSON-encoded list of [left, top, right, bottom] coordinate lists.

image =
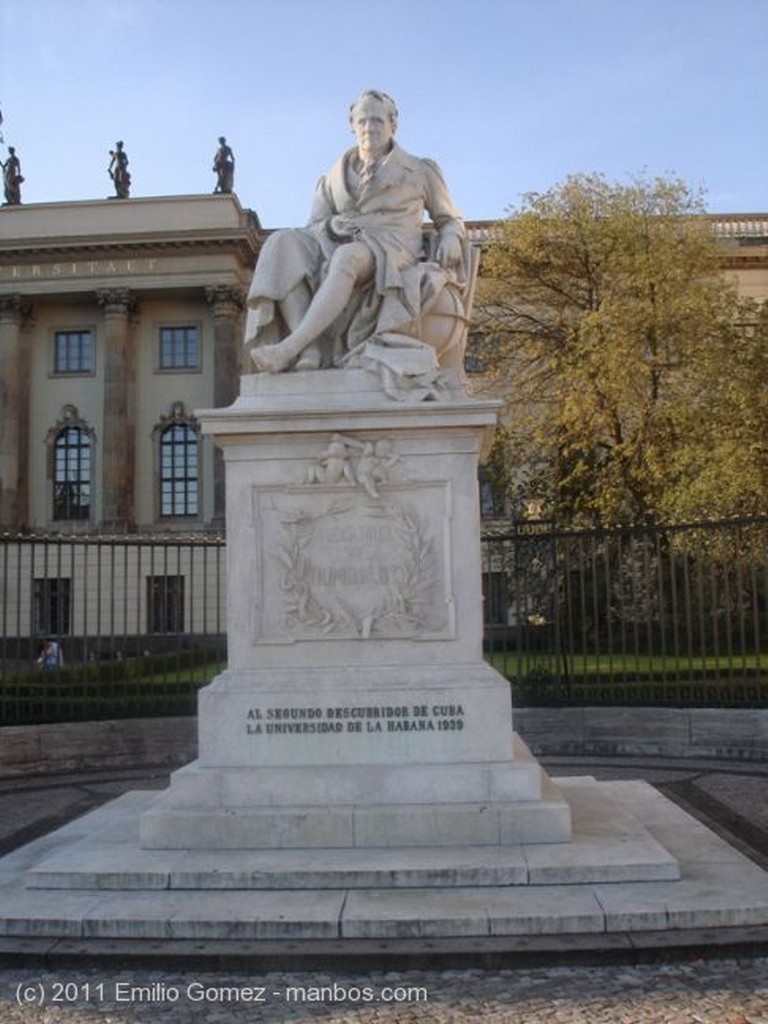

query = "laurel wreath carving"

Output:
[[276, 500, 437, 638]]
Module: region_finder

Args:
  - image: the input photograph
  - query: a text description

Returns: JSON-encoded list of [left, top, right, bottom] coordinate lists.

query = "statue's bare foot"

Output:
[[250, 340, 298, 374]]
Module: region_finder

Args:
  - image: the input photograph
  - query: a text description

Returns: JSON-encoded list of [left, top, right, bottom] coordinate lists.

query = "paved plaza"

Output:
[[0, 757, 766, 1020]]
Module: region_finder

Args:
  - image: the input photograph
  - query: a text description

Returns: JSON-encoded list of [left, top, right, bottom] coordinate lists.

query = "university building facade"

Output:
[[0, 194, 260, 534], [0, 196, 766, 649], [0, 195, 259, 650]]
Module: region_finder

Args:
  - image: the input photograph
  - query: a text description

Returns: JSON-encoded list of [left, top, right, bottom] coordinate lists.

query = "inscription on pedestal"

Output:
[[252, 483, 454, 642], [245, 702, 466, 739], [198, 673, 514, 766]]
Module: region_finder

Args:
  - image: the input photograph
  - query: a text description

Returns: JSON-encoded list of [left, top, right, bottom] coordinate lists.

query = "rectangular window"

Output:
[[147, 575, 185, 634], [53, 330, 93, 374], [33, 578, 72, 636], [160, 425, 199, 517], [53, 427, 91, 520], [479, 467, 508, 518], [159, 326, 199, 370], [482, 572, 508, 626], [479, 478, 496, 518]]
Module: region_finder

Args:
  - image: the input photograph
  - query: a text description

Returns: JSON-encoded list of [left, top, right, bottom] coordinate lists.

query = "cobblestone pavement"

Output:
[[1, 959, 767, 1023]]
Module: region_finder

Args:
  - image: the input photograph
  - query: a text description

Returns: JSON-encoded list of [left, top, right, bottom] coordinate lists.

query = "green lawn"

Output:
[[486, 649, 768, 705], [0, 654, 223, 725], [487, 649, 765, 676]]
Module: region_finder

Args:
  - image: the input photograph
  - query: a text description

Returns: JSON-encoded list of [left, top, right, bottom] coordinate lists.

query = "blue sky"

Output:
[[1, 0, 766, 227]]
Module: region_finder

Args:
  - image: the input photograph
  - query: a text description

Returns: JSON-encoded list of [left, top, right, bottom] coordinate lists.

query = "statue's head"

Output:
[[349, 90, 398, 161], [349, 90, 398, 134], [218, 136, 226, 145]]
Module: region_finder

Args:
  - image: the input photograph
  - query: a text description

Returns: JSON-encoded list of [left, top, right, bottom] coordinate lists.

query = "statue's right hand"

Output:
[[436, 234, 463, 270], [326, 215, 357, 242]]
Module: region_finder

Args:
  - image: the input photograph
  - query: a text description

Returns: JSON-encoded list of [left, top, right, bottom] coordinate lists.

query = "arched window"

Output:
[[53, 422, 92, 521], [159, 420, 199, 517]]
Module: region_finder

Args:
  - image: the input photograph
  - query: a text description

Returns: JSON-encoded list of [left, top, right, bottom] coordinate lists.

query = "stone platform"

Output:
[[27, 776, 677, 891], [2, 777, 768, 943], [139, 735, 572, 850]]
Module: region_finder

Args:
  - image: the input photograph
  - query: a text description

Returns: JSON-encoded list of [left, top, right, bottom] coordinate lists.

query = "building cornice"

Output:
[[1, 201, 765, 270], [0, 194, 263, 265], [0, 234, 260, 265], [464, 215, 768, 248]]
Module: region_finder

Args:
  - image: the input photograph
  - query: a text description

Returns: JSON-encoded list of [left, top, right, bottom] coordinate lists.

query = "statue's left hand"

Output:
[[435, 234, 462, 270]]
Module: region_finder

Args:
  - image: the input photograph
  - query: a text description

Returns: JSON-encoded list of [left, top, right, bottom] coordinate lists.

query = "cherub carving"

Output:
[[354, 439, 399, 498], [306, 433, 400, 497], [306, 434, 356, 485]]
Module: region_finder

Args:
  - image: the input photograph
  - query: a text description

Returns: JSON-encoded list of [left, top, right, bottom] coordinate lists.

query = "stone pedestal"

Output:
[[27, 371, 744, 942], [140, 370, 572, 853]]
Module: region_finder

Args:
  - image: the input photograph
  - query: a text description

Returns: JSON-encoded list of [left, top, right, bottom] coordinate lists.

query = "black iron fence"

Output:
[[0, 533, 227, 725], [1, 517, 766, 725], [482, 516, 768, 706]]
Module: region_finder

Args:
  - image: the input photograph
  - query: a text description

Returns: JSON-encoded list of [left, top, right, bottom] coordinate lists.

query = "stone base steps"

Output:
[[138, 792, 573, 851], [1, 779, 767, 941], [27, 778, 676, 890], [139, 735, 573, 850]]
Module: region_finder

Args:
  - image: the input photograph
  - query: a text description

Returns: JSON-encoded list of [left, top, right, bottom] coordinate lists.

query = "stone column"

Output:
[[205, 286, 245, 526], [0, 295, 30, 528], [97, 289, 136, 530]]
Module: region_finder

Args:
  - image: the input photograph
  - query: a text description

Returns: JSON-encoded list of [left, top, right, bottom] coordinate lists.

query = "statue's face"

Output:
[[351, 97, 394, 159]]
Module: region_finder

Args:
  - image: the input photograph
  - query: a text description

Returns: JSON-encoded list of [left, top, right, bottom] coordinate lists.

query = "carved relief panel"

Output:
[[250, 434, 455, 642]]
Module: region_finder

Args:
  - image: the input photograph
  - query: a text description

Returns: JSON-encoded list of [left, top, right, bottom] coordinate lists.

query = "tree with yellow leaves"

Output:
[[474, 173, 766, 526]]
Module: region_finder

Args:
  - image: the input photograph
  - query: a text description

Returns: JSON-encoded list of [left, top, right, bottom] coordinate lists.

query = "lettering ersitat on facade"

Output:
[[2, 258, 158, 281]]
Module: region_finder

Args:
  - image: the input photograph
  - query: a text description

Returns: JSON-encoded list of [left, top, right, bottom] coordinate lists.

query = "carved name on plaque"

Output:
[[279, 499, 437, 638], [252, 488, 453, 641], [250, 433, 454, 642]]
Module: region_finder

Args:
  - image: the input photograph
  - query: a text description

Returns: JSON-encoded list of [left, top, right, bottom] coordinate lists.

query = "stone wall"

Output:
[[0, 708, 766, 778], [515, 707, 768, 762], [0, 717, 197, 777]]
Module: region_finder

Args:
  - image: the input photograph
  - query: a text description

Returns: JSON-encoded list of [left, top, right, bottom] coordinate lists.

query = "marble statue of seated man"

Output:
[[244, 90, 471, 379]]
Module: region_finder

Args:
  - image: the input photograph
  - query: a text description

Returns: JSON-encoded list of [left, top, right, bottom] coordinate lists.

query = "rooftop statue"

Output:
[[108, 141, 131, 199], [245, 90, 473, 390], [213, 136, 235, 194], [2, 146, 23, 206]]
